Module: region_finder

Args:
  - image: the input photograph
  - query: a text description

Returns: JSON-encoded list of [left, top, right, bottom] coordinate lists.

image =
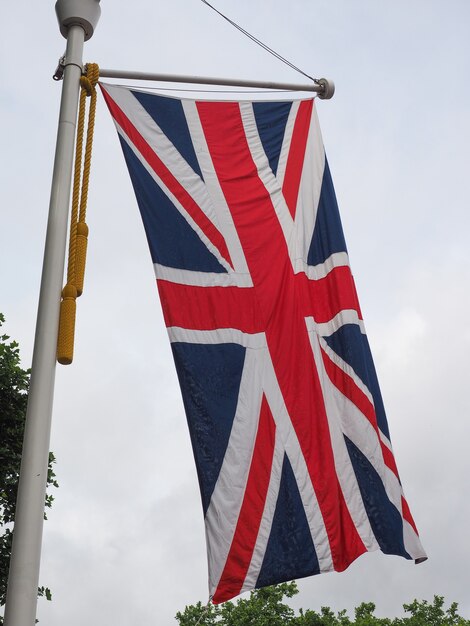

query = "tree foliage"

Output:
[[175, 582, 297, 626], [176, 582, 470, 626], [0, 313, 58, 620]]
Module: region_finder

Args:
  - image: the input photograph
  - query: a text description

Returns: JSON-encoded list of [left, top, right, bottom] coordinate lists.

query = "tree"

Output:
[[175, 582, 470, 626], [176, 582, 297, 626], [0, 313, 58, 622], [398, 596, 469, 626]]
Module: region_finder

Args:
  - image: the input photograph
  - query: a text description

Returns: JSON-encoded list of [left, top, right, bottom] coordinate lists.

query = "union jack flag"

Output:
[[101, 83, 427, 603]]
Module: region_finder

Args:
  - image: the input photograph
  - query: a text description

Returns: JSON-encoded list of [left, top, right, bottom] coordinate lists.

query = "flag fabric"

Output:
[[101, 82, 427, 603]]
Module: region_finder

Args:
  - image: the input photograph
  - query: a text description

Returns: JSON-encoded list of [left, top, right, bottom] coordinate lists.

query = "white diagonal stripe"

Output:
[[205, 347, 264, 596], [403, 519, 427, 561], [112, 118, 233, 274], [379, 429, 393, 452], [183, 99, 252, 278], [102, 84, 216, 222], [260, 347, 334, 572], [241, 427, 285, 592], [238, 99, 333, 280], [309, 322, 426, 560], [314, 329, 374, 407], [307, 324, 381, 552]]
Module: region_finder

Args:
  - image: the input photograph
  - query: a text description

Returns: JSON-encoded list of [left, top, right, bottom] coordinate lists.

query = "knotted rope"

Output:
[[57, 62, 99, 365]]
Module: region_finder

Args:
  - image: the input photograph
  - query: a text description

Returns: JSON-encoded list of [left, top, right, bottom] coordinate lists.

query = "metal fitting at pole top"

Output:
[[317, 78, 335, 100], [55, 0, 101, 41]]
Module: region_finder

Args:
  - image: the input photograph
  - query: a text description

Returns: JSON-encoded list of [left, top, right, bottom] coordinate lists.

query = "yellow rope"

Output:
[[57, 63, 99, 365], [66, 83, 86, 286]]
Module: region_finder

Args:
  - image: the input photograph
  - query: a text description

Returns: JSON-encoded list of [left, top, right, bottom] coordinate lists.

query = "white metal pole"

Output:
[[3, 0, 100, 619], [3, 23, 85, 626], [99, 68, 335, 98]]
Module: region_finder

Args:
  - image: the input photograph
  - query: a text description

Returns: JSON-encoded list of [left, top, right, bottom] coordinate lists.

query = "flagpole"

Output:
[[3, 2, 100, 625]]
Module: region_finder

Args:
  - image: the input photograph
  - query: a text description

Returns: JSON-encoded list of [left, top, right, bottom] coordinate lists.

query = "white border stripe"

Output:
[[314, 308, 366, 337], [275, 100, 299, 190], [239, 101, 295, 260], [298, 251, 350, 280], [167, 327, 266, 349], [292, 102, 326, 265], [154, 263, 251, 287]]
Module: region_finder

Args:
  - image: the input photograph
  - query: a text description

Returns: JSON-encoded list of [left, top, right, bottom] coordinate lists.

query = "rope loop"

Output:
[[80, 63, 100, 96], [85, 62, 100, 87], [57, 62, 99, 365], [80, 75, 93, 96]]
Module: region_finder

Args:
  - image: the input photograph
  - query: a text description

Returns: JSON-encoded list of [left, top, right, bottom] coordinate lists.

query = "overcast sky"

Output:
[[2, 1, 470, 624]]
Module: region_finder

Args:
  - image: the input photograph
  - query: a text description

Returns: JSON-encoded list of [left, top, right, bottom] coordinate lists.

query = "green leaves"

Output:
[[176, 600, 221, 626], [37, 587, 52, 602], [400, 596, 468, 626], [176, 583, 298, 626], [222, 582, 296, 626], [175, 585, 470, 626], [0, 317, 30, 529], [0, 313, 58, 616]]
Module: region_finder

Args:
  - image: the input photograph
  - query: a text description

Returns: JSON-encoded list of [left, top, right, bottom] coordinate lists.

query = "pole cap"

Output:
[[55, 0, 101, 41], [317, 78, 335, 100]]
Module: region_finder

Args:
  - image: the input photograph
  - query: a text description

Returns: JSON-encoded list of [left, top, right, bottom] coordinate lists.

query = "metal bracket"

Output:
[[53, 54, 84, 81], [53, 54, 66, 81]]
